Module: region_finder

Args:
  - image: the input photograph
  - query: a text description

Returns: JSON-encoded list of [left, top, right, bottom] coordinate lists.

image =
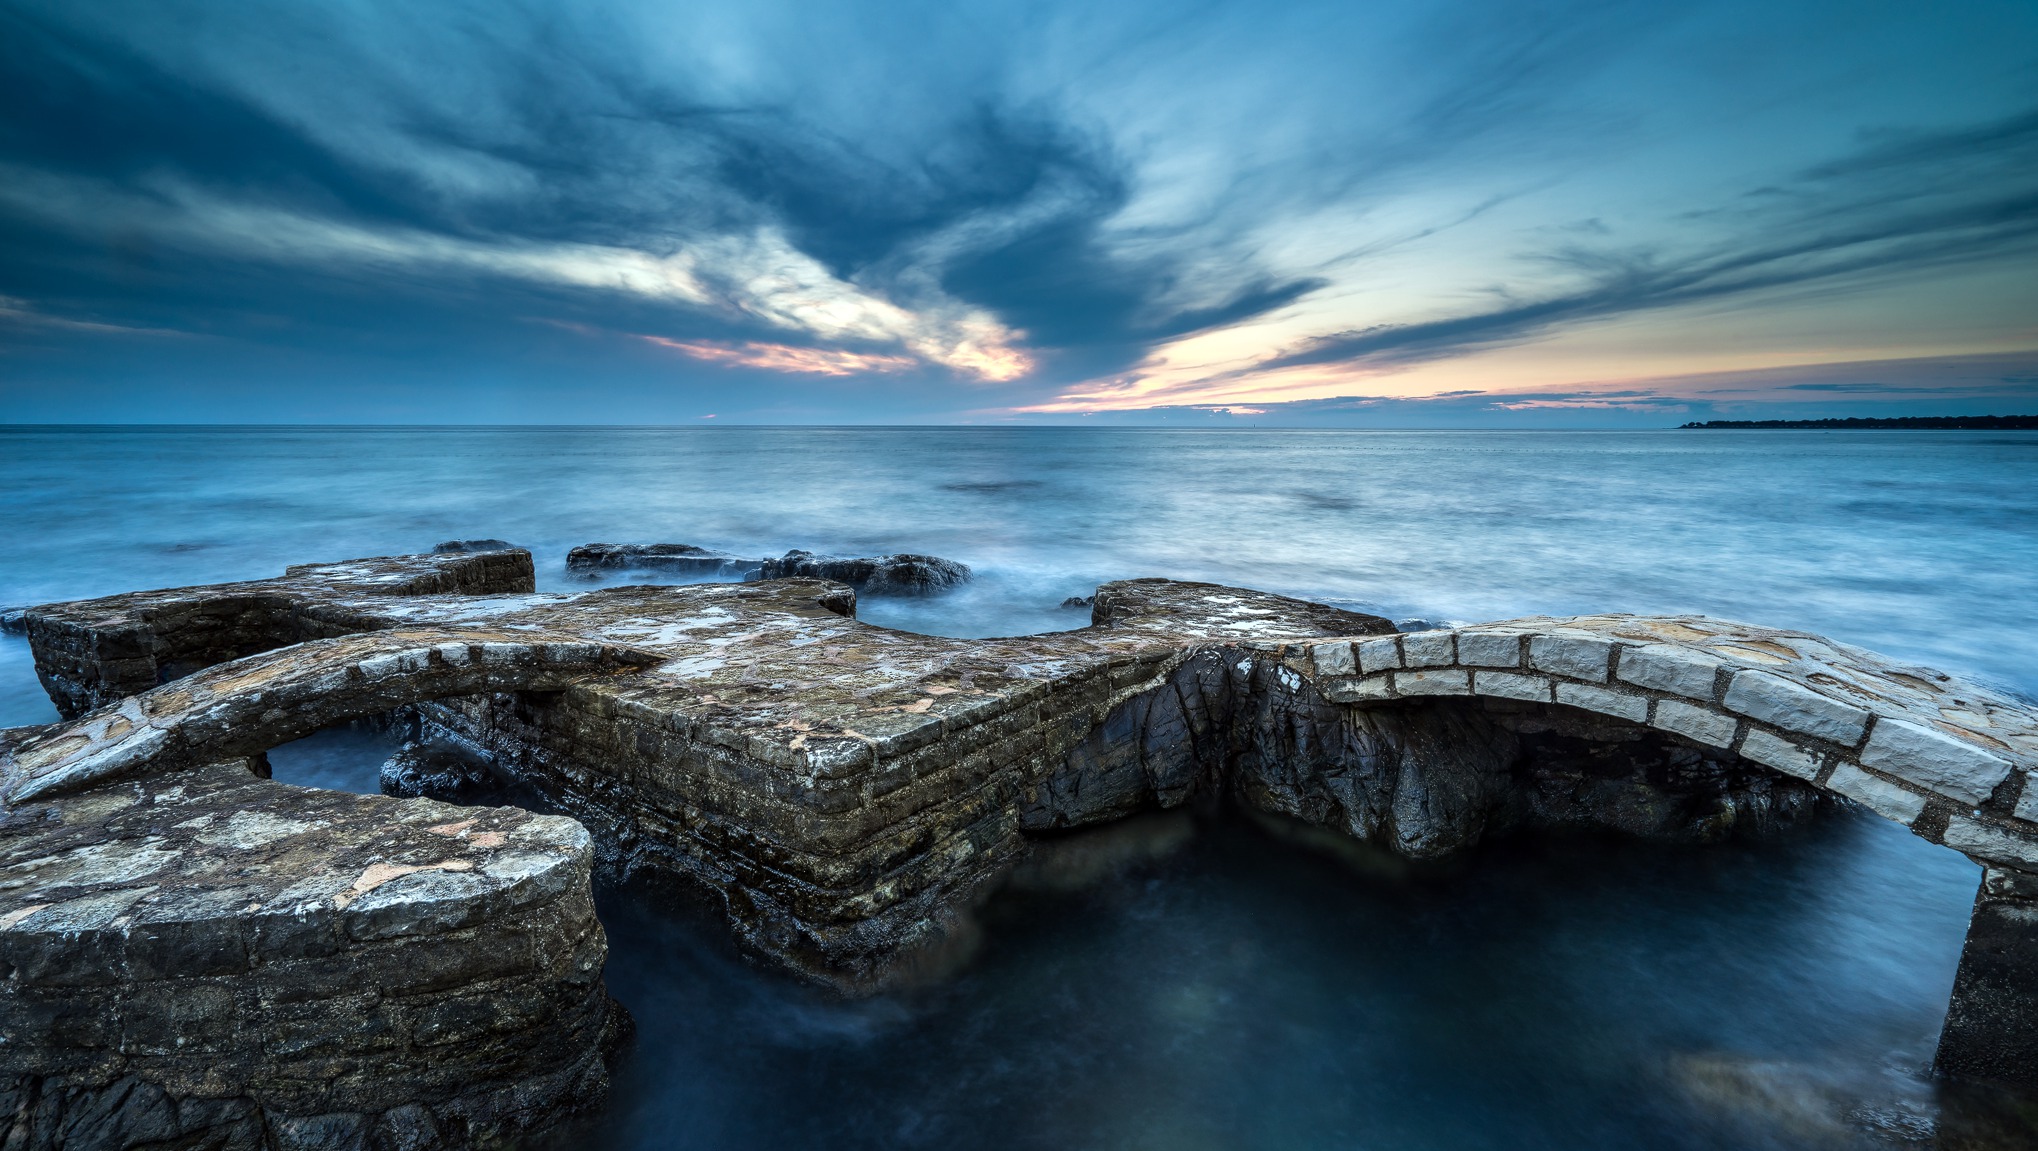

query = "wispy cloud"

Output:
[[643, 337, 918, 377]]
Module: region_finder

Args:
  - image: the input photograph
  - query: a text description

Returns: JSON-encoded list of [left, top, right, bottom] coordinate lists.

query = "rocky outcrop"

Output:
[[17, 550, 535, 719], [11, 549, 2038, 1119], [755, 549, 970, 594], [432, 539, 517, 554], [564, 543, 760, 577], [0, 608, 25, 636], [0, 758, 618, 1151]]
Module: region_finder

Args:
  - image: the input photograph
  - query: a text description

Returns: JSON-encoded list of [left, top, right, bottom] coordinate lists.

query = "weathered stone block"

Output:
[[1528, 634, 1614, 682], [1455, 632, 1523, 668], [1943, 818, 2038, 872], [1400, 632, 1456, 668], [1471, 671, 1550, 703], [1825, 764, 1927, 824], [1650, 699, 1737, 747], [1553, 681, 1649, 723], [1737, 728, 1822, 781], [1356, 637, 1402, 674], [1320, 677, 1394, 704], [1310, 642, 1356, 678], [1860, 718, 2012, 806], [1617, 645, 1722, 700], [1394, 669, 1470, 696], [1722, 671, 1871, 746]]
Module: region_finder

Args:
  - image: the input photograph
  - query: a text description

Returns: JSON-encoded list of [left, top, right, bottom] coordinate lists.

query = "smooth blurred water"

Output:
[[6, 426, 2037, 1147]]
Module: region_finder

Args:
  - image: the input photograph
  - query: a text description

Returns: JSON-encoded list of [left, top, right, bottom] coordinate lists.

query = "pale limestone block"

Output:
[[2015, 774, 2038, 825], [1738, 728, 1822, 781], [1472, 671, 1551, 702], [1456, 632, 1523, 668], [1554, 681, 1649, 723], [1616, 644, 1722, 700], [1395, 669, 1471, 696], [1824, 763, 1928, 824], [1400, 631, 1457, 668], [1528, 634, 1614, 682], [1322, 677, 1395, 704], [1651, 699, 1738, 747], [1311, 642, 1356, 678], [1357, 637, 1403, 674], [1859, 718, 2012, 806], [1722, 671, 1870, 746], [1942, 816, 2038, 871]]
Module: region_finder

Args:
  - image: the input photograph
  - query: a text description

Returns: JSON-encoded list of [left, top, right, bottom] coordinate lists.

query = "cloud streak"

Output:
[[1, 0, 2034, 421]]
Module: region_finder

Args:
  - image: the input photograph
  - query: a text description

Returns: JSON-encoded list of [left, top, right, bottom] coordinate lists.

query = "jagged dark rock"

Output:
[[1060, 595, 1094, 609], [564, 543, 761, 578], [0, 607, 25, 635], [755, 549, 971, 594], [380, 734, 505, 803], [431, 540, 517, 554]]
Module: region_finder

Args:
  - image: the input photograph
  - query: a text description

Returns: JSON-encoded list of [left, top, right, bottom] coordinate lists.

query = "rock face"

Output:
[[564, 543, 761, 578], [9, 547, 2038, 1137], [755, 549, 970, 594], [17, 550, 535, 719], [0, 758, 618, 1150]]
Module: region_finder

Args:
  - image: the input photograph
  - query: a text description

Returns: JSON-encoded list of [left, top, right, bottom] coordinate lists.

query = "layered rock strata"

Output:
[[22, 549, 535, 720], [0, 757, 616, 1149], [5, 551, 2038, 1141]]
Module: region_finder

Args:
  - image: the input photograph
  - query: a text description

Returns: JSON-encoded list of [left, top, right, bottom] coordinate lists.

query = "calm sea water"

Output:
[[5, 426, 2037, 1147]]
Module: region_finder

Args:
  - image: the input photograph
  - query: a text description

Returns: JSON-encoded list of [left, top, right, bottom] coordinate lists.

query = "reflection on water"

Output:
[[6, 427, 2038, 1147]]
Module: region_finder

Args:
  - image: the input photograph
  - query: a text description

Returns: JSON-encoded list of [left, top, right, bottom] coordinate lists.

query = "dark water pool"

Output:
[[264, 729, 2038, 1150]]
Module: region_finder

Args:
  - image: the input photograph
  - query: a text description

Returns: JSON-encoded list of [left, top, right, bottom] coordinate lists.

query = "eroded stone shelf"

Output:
[[5, 549, 2037, 1147]]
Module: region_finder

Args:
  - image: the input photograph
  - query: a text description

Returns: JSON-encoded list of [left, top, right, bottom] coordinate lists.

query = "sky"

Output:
[[1, 0, 2035, 426]]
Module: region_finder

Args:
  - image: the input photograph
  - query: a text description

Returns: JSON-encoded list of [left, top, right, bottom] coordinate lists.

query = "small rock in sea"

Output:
[[1061, 595, 1094, 609], [0, 607, 27, 634], [565, 543, 763, 576], [433, 539, 519, 553], [755, 549, 971, 595], [1396, 618, 1449, 632]]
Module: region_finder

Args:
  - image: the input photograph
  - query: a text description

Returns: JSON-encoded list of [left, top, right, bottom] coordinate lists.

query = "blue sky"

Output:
[[2, 0, 2034, 424]]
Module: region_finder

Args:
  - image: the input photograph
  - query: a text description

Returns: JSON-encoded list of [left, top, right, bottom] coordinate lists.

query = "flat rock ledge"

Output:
[[7, 553, 2038, 1147]]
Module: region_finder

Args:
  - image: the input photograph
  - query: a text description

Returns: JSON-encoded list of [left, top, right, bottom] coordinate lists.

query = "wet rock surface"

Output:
[[431, 539, 518, 554], [565, 543, 762, 578], [9, 548, 2038, 1145], [754, 549, 970, 594]]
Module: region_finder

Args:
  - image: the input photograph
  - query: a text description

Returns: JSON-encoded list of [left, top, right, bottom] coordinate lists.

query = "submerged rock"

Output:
[[565, 542, 762, 578], [755, 549, 970, 594], [432, 539, 519, 554], [1060, 595, 1094, 609], [0, 606, 24, 634]]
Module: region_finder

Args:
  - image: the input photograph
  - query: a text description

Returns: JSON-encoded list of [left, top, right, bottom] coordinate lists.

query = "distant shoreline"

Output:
[[1678, 416, 2038, 430]]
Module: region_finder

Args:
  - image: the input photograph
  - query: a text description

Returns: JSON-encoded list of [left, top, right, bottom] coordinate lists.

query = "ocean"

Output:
[[4, 425, 2036, 1147]]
